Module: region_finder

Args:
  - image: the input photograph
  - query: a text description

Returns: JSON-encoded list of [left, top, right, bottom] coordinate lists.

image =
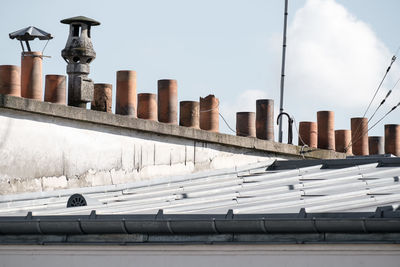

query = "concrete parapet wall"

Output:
[[0, 95, 345, 194]]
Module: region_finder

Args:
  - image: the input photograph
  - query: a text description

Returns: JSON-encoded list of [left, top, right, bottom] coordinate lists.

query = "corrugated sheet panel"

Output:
[[0, 158, 399, 216]]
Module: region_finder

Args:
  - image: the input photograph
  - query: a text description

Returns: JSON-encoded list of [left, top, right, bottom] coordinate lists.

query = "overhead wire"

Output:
[[367, 81, 396, 124], [292, 116, 310, 158], [348, 101, 400, 150], [367, 102, 400, 133], [218, 112, 237, 134], [216, 107, 318, 156], [346, 45, 400, 151], [362, 55, 396, 119], [198, 100, 237, 134], [202, 101, 306, 145], [351, 55, 396, 142], [349, 75, 400, 149]]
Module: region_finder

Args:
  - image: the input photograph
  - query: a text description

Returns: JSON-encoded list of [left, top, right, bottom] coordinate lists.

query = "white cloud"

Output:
[[284, 0, 399, 131], [219, 0, 399, 137]]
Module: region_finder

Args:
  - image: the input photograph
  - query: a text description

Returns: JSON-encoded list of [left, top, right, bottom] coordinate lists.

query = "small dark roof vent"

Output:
[[67, 194, 87, 208]]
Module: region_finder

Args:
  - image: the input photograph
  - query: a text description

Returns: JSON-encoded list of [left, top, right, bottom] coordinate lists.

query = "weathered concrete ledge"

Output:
[[0, 94, 346, 195], [0, 94, 345, 160]]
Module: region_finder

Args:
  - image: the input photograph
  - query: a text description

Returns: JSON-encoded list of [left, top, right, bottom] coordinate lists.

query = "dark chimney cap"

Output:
[[9, 26, 53, 41], [60, 16, 100, 26]]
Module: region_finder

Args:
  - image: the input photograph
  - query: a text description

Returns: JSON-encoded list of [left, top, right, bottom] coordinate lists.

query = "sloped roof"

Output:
[[1, 156, 399, 216]]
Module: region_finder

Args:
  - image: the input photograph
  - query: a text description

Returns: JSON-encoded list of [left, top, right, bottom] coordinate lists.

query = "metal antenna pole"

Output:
[[278, 0, 289, 143]]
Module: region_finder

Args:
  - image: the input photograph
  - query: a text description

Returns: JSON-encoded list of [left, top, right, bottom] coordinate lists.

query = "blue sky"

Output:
[[0, 0, 399, 141]]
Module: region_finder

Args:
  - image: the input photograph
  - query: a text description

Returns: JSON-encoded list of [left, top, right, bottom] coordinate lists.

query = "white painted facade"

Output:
[[0, 109, 284, 194], [1, 244, 399, 267]]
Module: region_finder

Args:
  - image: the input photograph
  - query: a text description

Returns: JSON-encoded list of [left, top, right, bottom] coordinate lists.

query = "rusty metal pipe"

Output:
[[180, 101, 199, 129], [0, 65, 21, 96], [158, 79, 177, 124], [236, 112, 256, 137], [256, 99, 274, 141], [138, 93, 157, 121], [44, 75, 66, 104]]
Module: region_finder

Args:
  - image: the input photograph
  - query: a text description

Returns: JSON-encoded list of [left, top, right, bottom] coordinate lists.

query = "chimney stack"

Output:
[[180, 101, 200, 129], [351, 117, 369, 155], [368, 136, 384, 155], [200, 94, 219, 132], [116, 70, 137, 117], [385, 124, 400, 156], [317, 111, 335, 150], [138, 93, 157, 121], [61, 16, 100, 108], [9, 26, 52, 100], [91, 83, 112, 113], [236, 112, 256, 137], [21, 51, 43, 100], [158, 79, 177, 124], [298, 121, 317, 148], [335, 129, 352, 154], [256, 99, 274, 141], [44, 75, 66, 104], [0, 65, 21, 96]]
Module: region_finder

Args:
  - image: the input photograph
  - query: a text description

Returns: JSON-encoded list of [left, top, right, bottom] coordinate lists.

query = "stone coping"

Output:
[[0, 94, 345, 159]]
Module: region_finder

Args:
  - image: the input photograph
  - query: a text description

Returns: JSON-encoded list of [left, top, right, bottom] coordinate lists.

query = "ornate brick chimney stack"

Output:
[[60, 16, 100, 107]]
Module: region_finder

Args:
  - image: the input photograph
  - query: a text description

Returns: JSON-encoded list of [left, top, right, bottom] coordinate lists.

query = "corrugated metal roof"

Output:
[[0, 157, 399, 216]]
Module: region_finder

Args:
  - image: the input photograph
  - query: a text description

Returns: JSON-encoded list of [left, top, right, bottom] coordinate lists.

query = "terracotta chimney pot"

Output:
[[44, 75, 66, 104], [91, 83, 112, 113], [137, 93, 157, 121], [317, 111, 335, 150], [21, 51, 42, 100], [200, 94, 219, 132], [385, 124, 400, 156], [236, 112, 256, 137], [0, 65, 21, 96], [369, 136, 384, 155], [299, 121, 318, 148], [158, 79, 177, 124], [256, 99, 274, 141], [335, 129, 352, 154], [116, 70, 137, 117], [351, 117, 369, 155], [180, 101, 200, 129]]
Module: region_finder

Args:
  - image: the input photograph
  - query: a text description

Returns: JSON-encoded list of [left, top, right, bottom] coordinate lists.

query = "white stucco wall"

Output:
[[0, 109, 285, 194], [1, 244, 399, 267]]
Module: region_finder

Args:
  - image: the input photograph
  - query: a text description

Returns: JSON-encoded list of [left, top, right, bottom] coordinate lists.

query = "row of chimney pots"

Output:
[[0, 58, 399, 156]]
